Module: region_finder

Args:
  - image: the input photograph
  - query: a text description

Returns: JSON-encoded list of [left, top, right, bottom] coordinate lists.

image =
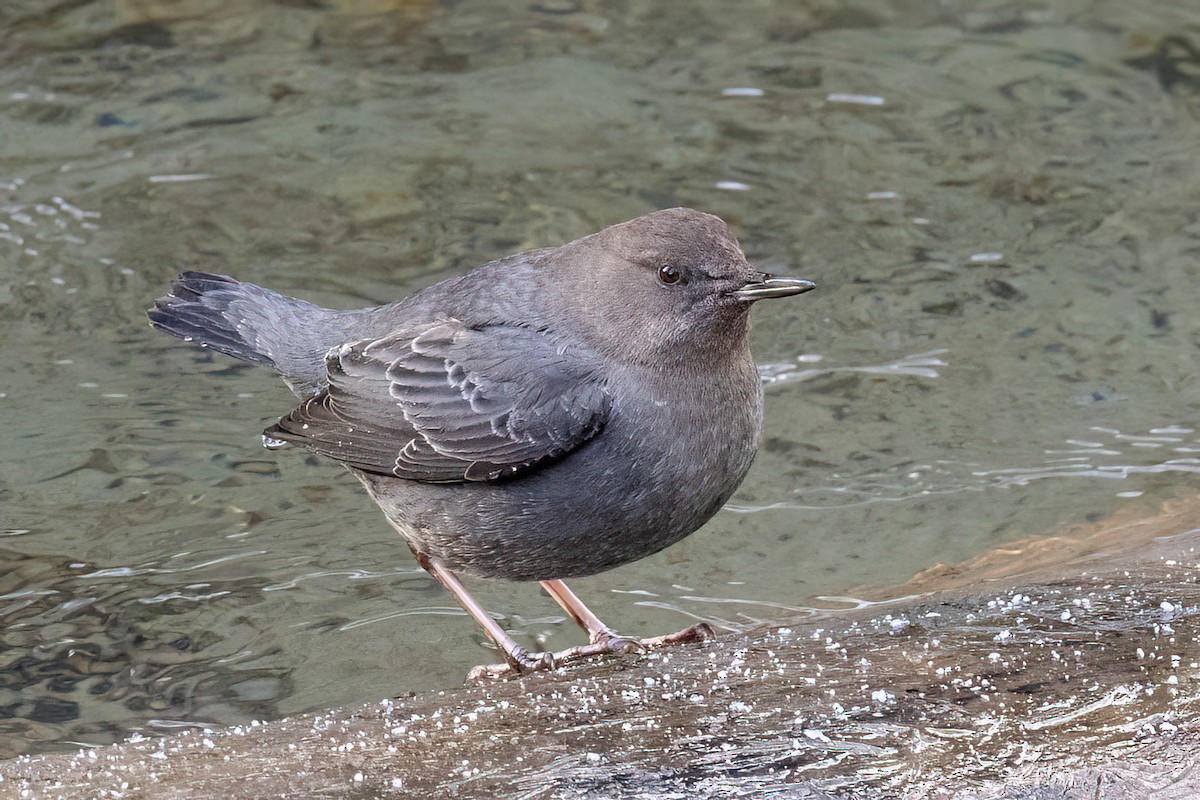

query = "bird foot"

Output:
[[466, 644, 555, 682], [550, 630, 644, 666], [465, 622, 716, 682], [639, 621, 716, 648]]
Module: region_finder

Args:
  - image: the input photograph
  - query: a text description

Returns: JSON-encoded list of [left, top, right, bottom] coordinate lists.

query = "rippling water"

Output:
[[2, 0, 1199, 755]]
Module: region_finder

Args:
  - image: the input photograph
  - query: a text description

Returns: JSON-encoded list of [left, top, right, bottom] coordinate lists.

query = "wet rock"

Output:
[[4, 500, 1200, 798]]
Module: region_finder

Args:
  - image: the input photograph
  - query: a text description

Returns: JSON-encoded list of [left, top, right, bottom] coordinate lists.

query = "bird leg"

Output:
[[540, 579, 639, 653], [538, 578, 716, 664], [466, 579, 716, 680], [419, 556, 715, 681], [414, 553, 554, 678]]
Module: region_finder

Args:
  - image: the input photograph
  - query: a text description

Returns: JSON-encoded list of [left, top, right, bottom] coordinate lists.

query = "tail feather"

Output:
[[149, 272, 279, 368], [149, 271, 352, 397]]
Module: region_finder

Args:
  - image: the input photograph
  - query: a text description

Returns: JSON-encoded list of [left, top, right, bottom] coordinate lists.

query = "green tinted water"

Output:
[[2, 0, 1199, 755]]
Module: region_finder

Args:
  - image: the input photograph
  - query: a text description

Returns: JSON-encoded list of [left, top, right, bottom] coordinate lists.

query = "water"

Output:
[[2, 0, 1199, 756]]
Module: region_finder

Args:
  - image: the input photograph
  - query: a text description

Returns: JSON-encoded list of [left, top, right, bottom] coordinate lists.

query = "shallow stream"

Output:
[[2, 0, 1199, 755]]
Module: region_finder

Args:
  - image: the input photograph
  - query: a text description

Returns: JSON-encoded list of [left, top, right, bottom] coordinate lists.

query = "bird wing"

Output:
[[264, 320, 611, 483]]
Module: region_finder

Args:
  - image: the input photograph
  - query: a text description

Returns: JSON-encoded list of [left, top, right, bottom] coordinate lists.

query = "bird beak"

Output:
[[730, 275, 817, 302]]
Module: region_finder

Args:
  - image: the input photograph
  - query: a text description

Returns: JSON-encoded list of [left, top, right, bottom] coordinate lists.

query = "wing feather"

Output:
[[264, 320, 609, 483]]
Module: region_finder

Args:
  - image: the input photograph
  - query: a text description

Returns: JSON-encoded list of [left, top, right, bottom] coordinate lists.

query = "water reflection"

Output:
[[2, 0, 1200, 760], [0, 547, 289, 757], [736, 422, 1200, 513]]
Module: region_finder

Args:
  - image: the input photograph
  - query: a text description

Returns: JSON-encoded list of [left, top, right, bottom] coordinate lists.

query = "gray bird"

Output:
[[148, 208, 814, 678]]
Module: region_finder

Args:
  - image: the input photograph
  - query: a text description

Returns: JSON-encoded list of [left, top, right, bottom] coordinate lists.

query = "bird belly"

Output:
[[356, 379, 762, 582]]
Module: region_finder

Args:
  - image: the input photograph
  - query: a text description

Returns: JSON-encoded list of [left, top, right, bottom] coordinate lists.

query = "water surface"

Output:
[[2, 0, 1199, 755]]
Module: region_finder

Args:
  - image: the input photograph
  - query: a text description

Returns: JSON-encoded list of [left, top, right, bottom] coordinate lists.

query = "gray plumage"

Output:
[[149, 208, 813, 582]]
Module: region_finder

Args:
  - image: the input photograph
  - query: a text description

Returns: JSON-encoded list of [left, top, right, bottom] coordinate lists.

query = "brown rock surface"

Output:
[[5, 496, 1200, 799]]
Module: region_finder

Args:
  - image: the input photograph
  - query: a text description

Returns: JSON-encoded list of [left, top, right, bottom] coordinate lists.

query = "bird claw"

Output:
[[641, 621, 715, 647], [596, 634, 644, 655], [466, 646, 556, 682], [464, 623, 715, 682]]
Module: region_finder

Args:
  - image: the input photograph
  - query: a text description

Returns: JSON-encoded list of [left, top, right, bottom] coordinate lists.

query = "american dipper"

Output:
[[149, 208, 815, 678]]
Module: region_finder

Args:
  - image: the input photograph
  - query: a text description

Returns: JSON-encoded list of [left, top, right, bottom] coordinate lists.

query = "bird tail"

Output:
[[148, 271, 345, 396]]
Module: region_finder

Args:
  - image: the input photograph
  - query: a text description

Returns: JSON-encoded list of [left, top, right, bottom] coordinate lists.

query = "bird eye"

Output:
[[657, 265, 682, 285]]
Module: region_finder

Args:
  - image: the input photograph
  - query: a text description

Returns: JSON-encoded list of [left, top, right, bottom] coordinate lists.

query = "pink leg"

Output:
[[415, 553, 553, 678], [417, 554, 714, 680], [538, 578, 715, 665], [540, 579, 619, 642]]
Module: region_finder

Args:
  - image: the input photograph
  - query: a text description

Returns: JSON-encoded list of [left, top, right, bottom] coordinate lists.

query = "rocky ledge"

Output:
[[4, 496, 1200, 799]]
